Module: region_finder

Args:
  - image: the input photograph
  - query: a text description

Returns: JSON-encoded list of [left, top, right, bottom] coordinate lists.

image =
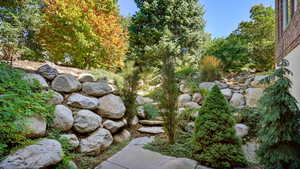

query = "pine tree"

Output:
[[192, 85, 246, 169], [257, 59, 300, 169]]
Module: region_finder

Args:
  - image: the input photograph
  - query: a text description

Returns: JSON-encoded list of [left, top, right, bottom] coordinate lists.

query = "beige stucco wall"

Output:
[[286, 44, 300, 104]]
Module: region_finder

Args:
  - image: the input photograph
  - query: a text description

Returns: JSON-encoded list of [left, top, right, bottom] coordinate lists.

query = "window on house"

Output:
[[295, 0, 299, 12], [283, 0, 292, 29]]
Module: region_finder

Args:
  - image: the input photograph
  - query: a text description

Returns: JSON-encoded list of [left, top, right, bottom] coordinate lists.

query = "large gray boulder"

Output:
[[51, 74, 81, 93], [67, 93, 99, 110], [245, 88, 264, 107], [78, 73, 95, 83], [79, 128, 113, 155], [230, 93, 246, 107], [177, 94, 192, 106], [73, 110, 102, 133], [48, 91, 64, 105], [22, 73, 49, 88], [0, 139, 62, 169], [37, 64, 58, 80], [113, 129, 131, 143], [198, 82, 215, 91], [53, 105, 74, 131], [60, 134, 80, 149], [221, 88, 233, 100], [103, 120, 125, 133], [24, 115, 47, 138], [82, 82, 113, 97], [98, 94, 126, 119]]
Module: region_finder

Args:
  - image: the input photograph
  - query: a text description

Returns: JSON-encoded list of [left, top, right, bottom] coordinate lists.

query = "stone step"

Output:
[[139, 120, 163, 126], [137, 127, 164, 134]]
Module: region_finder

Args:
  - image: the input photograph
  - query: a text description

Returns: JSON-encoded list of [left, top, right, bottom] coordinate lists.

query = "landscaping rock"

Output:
[[131, 116, 139, 126], [215, 80, 229, 89], [179, 83, 192, 93], [137, 106, 146, 119], [48, 91, 64, 105], [103, 120, 125, 133], [192, 93, 203, 104], [230, 93, 246, 107], [22, 73, 49, 88], [235, 123, 249, 137], [138, 127, 164, 134], [98, 94, 126, 119], [37, 64, 58, 80], [183, 102, 200, 108], [251, 75, 267, 87], [53, 105, 74, 131], [78, 73, 95, 83], [0, 139, 62, 169], [82, 82, 113, 97], [79, 128, 113, 155], [178, 94, 192, 106], [198, 82, 215, 91], [245, 88, 264, 107], [74, 110, 102, 133], [67, 93, 99, 110], [221, 88, 233, 100], [113, 129, 131, 143], [136, 96, 154, 105], [139, 120, 163, 126], [242, 142, 259, 163], [52, 74, 81, 93], [60, 134, 80, 149], [24, 115, 46, 138]]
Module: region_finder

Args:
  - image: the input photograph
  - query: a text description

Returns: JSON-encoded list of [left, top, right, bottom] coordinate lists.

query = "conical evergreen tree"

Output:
[[257, 59, 300, 169], [192, 85, 246, 169]]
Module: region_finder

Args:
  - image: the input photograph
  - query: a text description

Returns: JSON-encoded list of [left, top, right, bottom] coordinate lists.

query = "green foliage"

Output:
[[238, 4, 275, 71], [117, 61, 140, 125], [177, 107, 200, 130], [143, 103, 160, 120], [192, 85, 246, 169], [0, 0, 44, 62], [144, 131, 194, 159], [0, 63, 54, 158], [91, 68, 124, 87], [204, 33, 249, 72], [129, 0, 207, 70], [257, 59, 300, 169]]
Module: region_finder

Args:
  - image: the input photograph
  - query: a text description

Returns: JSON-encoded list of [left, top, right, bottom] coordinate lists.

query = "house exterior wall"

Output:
[[276, 0, 300, 103]]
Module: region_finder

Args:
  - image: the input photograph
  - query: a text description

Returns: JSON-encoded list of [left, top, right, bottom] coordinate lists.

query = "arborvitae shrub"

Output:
[[192, 85, 246, 169], [257, 59, 300, 169]]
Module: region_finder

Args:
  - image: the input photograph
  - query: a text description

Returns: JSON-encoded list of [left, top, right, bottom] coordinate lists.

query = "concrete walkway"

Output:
[[94, 137, 207, 169]]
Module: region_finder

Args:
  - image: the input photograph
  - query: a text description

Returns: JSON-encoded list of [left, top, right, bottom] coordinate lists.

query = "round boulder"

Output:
[[178, 94, 192, 106], [22, 73, 49, 88], [113, 129, 131, 143], [51, 74, 81, 93], [74, 110, 102, 133], [24, 115, 47, 138], [103, 120, 125, 133], [48, 91, 64, 105], [230, 93, 246, 107], [78, 73, 95, 83], [98, 94, 126, 119], [0, 139, 62, 169], [79, 128, 113, 155], [67, 93, 99, 110], [192, 93, 203, 104], [53, 105, 74, 131], [235, 123, 249, 137], [37, 64, 58, 80], [82, 82, 113, 97]]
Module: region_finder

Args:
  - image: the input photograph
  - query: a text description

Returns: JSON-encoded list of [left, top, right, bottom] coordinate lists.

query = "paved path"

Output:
[[94, 137, 208, 169]]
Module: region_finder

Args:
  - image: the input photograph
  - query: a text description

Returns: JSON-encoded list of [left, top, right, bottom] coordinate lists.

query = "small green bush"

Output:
[[192, 85, 246, 169], [143, 103, 160, 120], [0, 63, 54, 157]]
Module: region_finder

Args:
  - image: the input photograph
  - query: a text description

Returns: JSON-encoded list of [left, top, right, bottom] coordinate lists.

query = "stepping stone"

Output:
[[139, 120, 163, 126], [138, 127, 164, 134], [94, 137, 198, 169]]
